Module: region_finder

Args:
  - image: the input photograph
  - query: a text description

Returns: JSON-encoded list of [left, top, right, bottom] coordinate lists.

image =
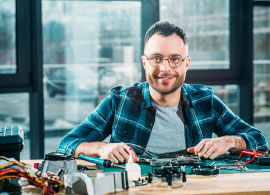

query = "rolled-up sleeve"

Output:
[[213, 95, 268, 151], [57, 95, 114, 155]]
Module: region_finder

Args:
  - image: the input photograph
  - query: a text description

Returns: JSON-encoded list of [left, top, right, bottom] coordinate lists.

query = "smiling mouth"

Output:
[[158, 76, 174, 79], [157, 76, 174, 82]]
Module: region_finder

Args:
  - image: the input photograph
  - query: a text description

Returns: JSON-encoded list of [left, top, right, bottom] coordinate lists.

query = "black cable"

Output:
[[126, 143, 157, 157]]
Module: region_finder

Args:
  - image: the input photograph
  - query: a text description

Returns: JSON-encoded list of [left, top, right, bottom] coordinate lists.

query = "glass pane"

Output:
[[253, 6, 270, 142], [0, 0, 16, 74], [0, 93, 30, 160], [160, 0, 229, 69], [212, 85, 239, 115], [42, 1, 141, 153]]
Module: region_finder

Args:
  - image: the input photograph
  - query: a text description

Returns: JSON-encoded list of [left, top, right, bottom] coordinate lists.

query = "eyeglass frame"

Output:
[[143, 54, 188, 69]]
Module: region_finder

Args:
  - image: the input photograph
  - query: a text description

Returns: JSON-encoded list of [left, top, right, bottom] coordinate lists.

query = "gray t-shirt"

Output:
[[145, 102, 185, 154]]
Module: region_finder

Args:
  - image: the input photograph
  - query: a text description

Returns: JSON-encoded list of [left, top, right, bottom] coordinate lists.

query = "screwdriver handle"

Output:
[[78, 154, 113, 168]]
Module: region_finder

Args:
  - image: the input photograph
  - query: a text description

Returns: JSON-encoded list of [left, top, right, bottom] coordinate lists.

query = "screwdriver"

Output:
[[78, 154, 125, 169]]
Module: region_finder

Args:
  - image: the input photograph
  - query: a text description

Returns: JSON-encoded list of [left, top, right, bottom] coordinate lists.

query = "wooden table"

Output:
[[21, 160, 270, 195], [119, 172, 270, 195]]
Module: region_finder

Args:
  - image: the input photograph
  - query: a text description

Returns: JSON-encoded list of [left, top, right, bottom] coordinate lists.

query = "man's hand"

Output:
[[75, 142, 138, 164], [97, 143, 130, 164], [192, 136, 246, 159]]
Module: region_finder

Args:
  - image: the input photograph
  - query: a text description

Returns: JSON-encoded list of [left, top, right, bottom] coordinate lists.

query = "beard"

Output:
[[146, 71, 185, 95]]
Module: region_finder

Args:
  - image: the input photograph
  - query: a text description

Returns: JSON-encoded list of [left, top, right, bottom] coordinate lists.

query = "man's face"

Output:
[[142, 33, 190, 95]]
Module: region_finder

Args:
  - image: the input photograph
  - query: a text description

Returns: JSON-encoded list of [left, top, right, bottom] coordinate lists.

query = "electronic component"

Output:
[[138, 157, 152, 164], [150, 155, 201, 167], [0, 177, 21, 194], [156, 149, 192, 158], [151, 159, 187, 187], [191, 165, 220, 176], [217, 164, 248, 171], [0, 125, 24, 161], [65, 171, 129, 194], [132, 174, 153, 186], [0, 156, 62, 194], [45, 152, 73, 161], [65, 172, 116, 195], [138, 154, 200, 186], [38, 152, 77, 180], [97, 171, 129, 189], [254, 155, 270, 165], [153, 167, 181, 187]]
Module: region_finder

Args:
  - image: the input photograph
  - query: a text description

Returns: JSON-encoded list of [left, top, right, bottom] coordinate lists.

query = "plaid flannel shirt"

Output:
[[57, 82, 268, 155]]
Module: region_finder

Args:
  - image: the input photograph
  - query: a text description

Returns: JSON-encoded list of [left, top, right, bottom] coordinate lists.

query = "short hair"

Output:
[[144, 21, 188, 45]]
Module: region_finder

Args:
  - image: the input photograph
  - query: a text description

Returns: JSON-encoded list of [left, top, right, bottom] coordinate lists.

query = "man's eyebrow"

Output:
[[147, 53, 183, 57], [148, 53, 163, 56], [170, 54, 183, 57]]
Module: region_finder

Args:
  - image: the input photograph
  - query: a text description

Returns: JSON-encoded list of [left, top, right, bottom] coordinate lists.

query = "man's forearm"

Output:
[[75, 142, 107, 158]]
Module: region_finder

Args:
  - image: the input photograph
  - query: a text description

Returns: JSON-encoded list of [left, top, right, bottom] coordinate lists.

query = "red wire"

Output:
[[0, 168, 57, 194], [235, 149, 270, 165]]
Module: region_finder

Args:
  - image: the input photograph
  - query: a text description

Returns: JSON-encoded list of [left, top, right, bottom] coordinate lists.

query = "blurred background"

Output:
[[0, 0, 269, 159]]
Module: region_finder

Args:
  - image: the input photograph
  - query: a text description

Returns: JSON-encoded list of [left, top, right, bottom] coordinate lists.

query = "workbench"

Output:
[[21, 157, 270, 195]]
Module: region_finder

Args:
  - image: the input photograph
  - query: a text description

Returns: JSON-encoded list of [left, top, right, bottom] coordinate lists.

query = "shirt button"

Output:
[[122, 130, 127, 134], [202, 131, 206, 136], [148, 123, 152, 127]]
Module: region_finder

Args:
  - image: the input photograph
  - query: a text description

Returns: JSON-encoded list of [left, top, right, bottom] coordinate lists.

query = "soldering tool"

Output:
[[78, 154, 125, 169]]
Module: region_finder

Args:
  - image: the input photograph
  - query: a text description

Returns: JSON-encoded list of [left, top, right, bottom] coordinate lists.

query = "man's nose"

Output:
[[159, 59, 171, 71]]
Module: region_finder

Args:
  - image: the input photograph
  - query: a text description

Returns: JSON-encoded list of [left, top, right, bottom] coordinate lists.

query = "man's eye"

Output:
[[171, 57, 181, 63], [151, 56, 162, 62]]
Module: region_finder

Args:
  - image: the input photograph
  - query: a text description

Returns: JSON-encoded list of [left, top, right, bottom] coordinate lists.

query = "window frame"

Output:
[[0, 1, 31, 89]]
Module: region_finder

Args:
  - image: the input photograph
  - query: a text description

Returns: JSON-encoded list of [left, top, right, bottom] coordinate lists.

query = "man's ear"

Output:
[[141, 56, 146, 69], [186, 57, 191, 69]]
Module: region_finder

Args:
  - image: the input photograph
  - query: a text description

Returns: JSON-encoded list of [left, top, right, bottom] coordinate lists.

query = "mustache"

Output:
[[155, 73, 177, 77]]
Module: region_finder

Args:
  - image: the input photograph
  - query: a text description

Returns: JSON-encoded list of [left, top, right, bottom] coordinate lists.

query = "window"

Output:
[[42, 0, 141, 153], [0, 0, 16, 74], [212, 85, 239, 115], [160, 0, 230, 69], [253, 6, 270, 141]]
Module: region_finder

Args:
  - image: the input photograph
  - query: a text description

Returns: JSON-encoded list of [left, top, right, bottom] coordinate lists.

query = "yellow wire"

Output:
[[0, 156, 25, 170], [0, 175, 18, 180], [0, 156, 62, 195]]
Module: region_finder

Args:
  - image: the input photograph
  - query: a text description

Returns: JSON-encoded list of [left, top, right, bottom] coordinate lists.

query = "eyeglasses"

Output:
[[144, 54, 188, 68]]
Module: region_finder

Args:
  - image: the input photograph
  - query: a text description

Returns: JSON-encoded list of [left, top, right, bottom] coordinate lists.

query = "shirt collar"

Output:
[[181, 84, 192, 108], [140, 82, 152, 109], [139, 82, 192, 109]]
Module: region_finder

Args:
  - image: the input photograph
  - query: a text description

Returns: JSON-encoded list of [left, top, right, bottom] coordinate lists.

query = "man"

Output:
[[57, 21, 268, 163]]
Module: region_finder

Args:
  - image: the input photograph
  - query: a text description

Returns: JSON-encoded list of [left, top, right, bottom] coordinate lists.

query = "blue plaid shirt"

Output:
[[57, 82, 268, 155]]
